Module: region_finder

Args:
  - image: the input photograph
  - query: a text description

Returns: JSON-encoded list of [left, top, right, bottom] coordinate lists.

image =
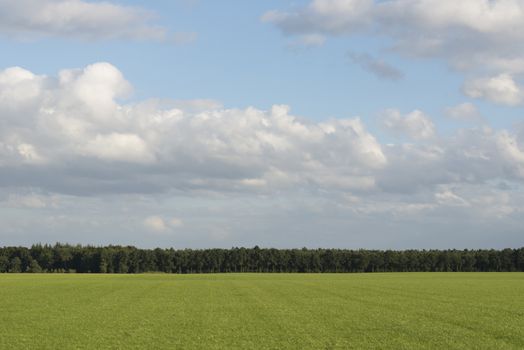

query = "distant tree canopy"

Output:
[[0, 244, 523, 274]]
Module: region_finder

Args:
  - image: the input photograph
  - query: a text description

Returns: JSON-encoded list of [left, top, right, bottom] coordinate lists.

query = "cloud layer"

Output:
[[0, 63, 394, 195], [1, 62, 523, 247], [1, 63, 523, 195]]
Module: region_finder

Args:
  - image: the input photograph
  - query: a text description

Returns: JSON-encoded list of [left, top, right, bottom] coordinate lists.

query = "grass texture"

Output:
[[0, 273, 522, 349]]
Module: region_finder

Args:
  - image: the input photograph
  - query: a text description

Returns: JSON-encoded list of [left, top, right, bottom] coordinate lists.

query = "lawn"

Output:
[[0, 273, 522, 349]]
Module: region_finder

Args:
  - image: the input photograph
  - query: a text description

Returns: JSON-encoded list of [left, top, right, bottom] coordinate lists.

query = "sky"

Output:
[[0, 0, 524, 249]]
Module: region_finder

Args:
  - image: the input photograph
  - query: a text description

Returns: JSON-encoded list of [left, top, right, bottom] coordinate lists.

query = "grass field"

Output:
[[0, 273, 523, 349]]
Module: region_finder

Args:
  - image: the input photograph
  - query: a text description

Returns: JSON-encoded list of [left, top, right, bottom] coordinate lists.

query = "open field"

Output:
[[0, 273, 523, 349]]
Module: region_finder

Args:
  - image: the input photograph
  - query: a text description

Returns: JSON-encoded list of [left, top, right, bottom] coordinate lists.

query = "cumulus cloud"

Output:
[[265, 0, 524, 70], [82, 133, 153, 163], [2, 62, 524, 247], [375, 124, 524, 202], [265, 0, 524, 105], [0, 62, 387, 196], [463, 74, 524, 106], [1, 62, 524, 233], [381, 109, 435, 140], [0, 0, 186, 42]]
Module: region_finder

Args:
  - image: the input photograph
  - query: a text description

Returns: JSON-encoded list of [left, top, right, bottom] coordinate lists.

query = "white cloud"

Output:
[[82, 133, 153, 163], [0, 67, 44, 107], [59, 62, 132, 116], [0, 0, 185, 42], [381, 109, 435, 140], [1, 61, 524, 248], [463, 74, 524, 106], [0, 62, 387, 195], [496, 130, 524, 177], [265, 0, 524, 67], [435, 189, 469, 207], [265, 0, 524, 105], [1, 63, 524, 247]]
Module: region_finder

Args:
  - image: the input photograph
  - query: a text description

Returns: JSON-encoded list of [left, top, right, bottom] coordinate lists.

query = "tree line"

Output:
[[0, 244, 523, 273]]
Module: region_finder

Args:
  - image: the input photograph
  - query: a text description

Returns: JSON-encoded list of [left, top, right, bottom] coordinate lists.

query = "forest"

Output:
[[0, 244, 523, 273]]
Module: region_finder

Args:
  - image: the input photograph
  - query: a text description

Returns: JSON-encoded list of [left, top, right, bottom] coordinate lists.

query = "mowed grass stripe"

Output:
[[0, 273, 523, 349]]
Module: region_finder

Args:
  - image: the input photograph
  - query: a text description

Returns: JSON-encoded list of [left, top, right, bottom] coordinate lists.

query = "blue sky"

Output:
[[0, 0, 523, 249], [1, 1, 521, 128], [1, 0, 514, 125]]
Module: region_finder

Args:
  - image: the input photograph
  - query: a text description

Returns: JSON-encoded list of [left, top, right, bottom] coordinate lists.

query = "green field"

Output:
[[0, 273, 522, 349]]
